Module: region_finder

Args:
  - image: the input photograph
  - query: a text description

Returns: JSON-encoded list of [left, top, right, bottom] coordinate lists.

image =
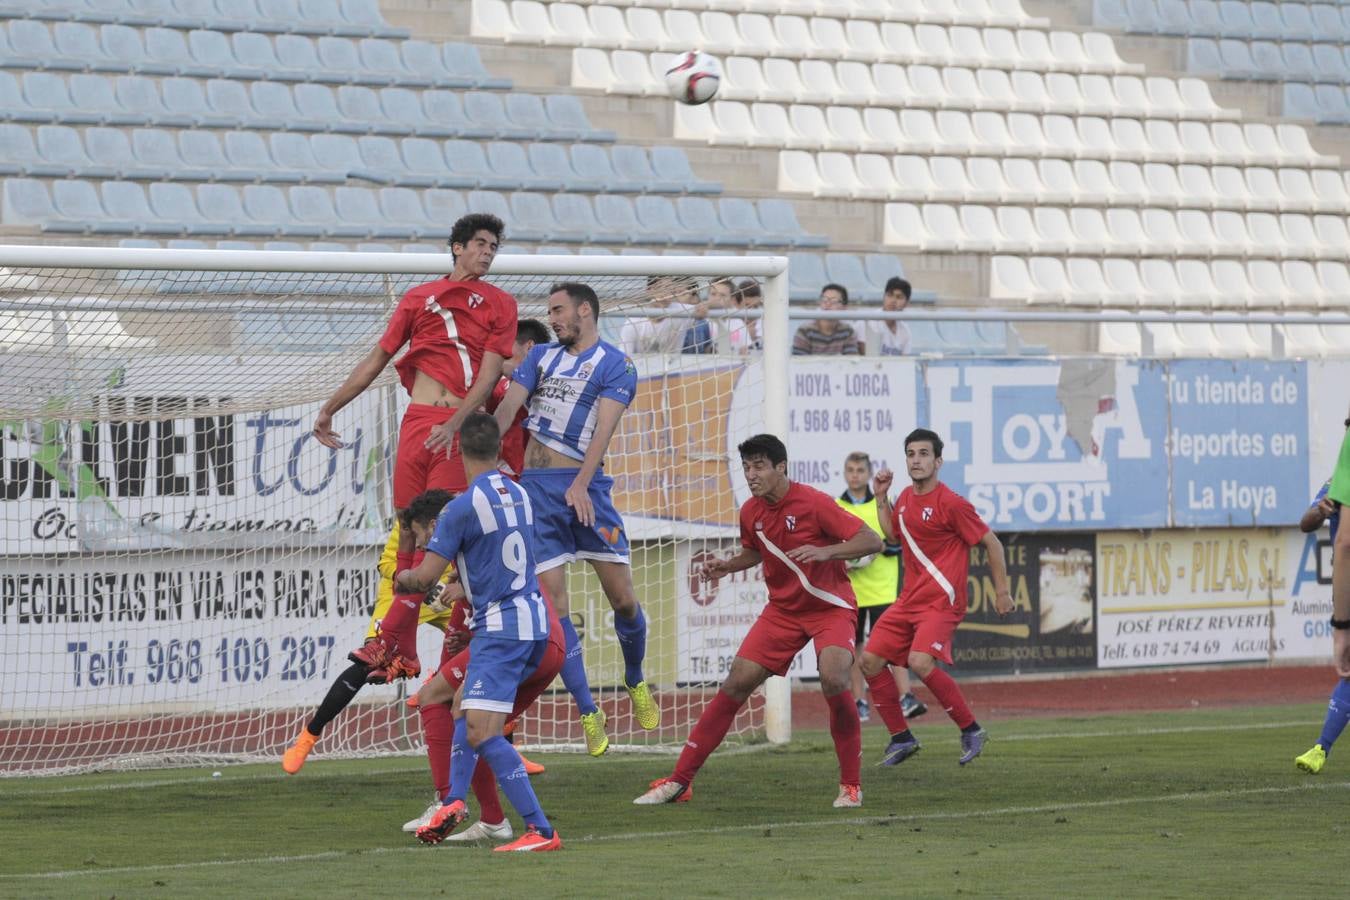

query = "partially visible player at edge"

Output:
[[635, 433, 881, 809], [489, 282, 658, 756], [863, 428, 1013, 768], [398, 413, 562, 852], [316, 212, 516, 681], [1296, 413, 1350, 774]]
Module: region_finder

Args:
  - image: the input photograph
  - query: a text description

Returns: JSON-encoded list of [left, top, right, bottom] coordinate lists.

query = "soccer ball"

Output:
[[664, 51, 721, 105]]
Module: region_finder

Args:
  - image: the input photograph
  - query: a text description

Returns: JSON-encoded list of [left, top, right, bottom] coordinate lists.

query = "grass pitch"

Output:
[[2, 703, 1344, 898]]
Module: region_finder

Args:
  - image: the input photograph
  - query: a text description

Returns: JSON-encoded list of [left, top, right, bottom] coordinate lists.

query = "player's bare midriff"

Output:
[[524, 435, 578, 470], [409, 369, 466, 407]]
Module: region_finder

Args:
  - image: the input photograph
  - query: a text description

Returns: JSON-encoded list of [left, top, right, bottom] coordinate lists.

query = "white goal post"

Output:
[[0, 245, 790, 775]]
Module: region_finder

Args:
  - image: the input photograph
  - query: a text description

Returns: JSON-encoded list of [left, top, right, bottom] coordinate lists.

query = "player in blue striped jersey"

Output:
[[493, 282, 658, 756], [397, 413, 561, 852]]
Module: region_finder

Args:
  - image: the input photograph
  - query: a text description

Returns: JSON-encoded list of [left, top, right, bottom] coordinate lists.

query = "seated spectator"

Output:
[[862, 277, 912, 356], [621, 276, 709, 354], [728, 278, 762, 354], [792, 283, 859, 356]]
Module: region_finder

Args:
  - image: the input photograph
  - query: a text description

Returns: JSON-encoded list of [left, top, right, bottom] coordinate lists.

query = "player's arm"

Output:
[[565, 396, 626, 527], [981, 530, 1014, 616], [786, 523, 882, 564], [703, 547, 762, 580], [313, 344, 394, 449], [425, 351, 506, 453], [396, 550, 454, 595], [872, 468, 896, 543]]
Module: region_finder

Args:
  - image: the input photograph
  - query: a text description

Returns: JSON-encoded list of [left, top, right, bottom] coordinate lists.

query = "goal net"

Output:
[[0, 247, 789, 775]]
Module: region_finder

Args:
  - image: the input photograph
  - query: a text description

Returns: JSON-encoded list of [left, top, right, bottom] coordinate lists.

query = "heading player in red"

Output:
[[862, 428, 1013, 767], [634, 433, 881, 809], [311, 213, 517, 681]]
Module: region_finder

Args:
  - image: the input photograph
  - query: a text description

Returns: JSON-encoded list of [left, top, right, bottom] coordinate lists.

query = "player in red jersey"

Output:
[[634, 433, 882, 809], [311, 212, 516, 680], [862, 428, 1013, 768]]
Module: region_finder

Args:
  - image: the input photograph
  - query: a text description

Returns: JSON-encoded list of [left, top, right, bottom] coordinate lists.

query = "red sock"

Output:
[[866, 668, 909, 734], [825, 691, 862, 788], [672, 690, 743, 786], [419, 701, 453, 798], [470, 757, 505, 825], [921, 667, 975, 730]]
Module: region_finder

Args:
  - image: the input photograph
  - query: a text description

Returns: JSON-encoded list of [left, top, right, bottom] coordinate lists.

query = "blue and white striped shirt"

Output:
[[425, 471, 549, 641], [513, 340, 638, 462]]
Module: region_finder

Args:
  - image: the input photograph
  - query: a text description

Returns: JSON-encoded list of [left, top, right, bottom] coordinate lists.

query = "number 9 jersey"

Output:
[[425, 470, 550, 642]]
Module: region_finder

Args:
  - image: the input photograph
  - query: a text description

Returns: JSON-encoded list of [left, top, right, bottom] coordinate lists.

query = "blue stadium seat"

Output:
[[545, 94, 614, 142], [336, 186, 411, 239], [593, 194, 643, 240], [402, 137, 467, 186], [268, 131, 339, 182], [825, 253, 870, 299], [164, 77, 237, 127], [554, 192, 628, 243], [70, 74, 142, 126], [787, 252, 827, 301], [201, 183, 274, 236], [116, 74, 191, 127], [757, 199, 826, 247], [568, 143, 634, 192], [715, 197, 767, 247], [0, 124, 35, 176], [38, 125, 113, 177], [423, 189, 467, 234], [378, 186, 438, 237], [104, 180, 179, 235], [24, 72, 101, 124], [651, 146, 721, 193], [423, 91, 494, 139]]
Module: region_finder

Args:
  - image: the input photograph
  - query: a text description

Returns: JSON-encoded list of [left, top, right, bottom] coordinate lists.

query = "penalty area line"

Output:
[[4, 779, 1348, 880]]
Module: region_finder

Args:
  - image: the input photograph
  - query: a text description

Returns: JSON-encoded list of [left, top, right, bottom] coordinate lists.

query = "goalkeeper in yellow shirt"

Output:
[[837, 452, 927, 723]]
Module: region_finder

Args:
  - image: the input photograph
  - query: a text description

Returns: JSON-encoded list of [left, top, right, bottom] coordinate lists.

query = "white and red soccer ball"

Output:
[[664, 51, 721, 105]]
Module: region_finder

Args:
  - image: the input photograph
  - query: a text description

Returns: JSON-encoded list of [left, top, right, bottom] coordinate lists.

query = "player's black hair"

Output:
[[884, 277, 912, 300], [515, 317, 550, 346], [904, 428, 944, 459], [550, 281, 601, 321], [821, 282, 849, 305], [738, 433, 787, 467], [459, 412, 501, 461], [402, 489, 455, 527], [448, 213, 505, 257]]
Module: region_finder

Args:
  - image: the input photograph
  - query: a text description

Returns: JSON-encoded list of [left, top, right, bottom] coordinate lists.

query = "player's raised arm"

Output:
[[313, 344, 395, 448], [566, 395, 626, 527], [980, 530, 1014, 616], [872, 468, 896, 543]]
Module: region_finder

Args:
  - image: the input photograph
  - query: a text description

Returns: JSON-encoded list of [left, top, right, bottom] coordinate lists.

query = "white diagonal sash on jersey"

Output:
[[755, 528, 853, 611], [895, 511, 957, 606]]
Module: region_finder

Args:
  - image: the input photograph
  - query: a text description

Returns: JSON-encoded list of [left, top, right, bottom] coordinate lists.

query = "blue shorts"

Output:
[[460, 634, 550, 714], [520, 468, 630, 571]]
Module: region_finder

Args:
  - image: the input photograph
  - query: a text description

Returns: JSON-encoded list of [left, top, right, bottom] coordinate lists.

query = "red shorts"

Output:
[[864, 606, 961, 666], [737, 602, 857, 677], [394, 403, 465, 508], [439, 634, 565, 723]]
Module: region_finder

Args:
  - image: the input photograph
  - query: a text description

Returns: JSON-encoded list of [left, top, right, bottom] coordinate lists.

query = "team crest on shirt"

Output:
[[785, 515, 797, 531], [922, 507, 934, 521]]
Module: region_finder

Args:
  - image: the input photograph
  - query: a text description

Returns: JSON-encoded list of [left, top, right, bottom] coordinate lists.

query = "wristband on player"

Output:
[[1331, 617, 1350, 630]]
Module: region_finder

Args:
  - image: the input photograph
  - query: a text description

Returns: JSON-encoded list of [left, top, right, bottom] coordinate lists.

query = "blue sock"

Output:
[[614, 604, 647, 688], [446, 717, 475, 804], [559, 616, 598, 716], [478, 735, 552, 837], [1318, 679, 1350, 751]]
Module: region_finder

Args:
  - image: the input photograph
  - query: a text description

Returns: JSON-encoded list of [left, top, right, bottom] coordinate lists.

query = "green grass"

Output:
[[2, 704, 1345, 898]]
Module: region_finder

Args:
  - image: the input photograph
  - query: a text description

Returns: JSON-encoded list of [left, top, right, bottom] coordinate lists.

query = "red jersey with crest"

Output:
[[890, 481, 989, 616], [739, 481, 866, 614], [378, 278, 517, 398], [488, 377, 528, 477]]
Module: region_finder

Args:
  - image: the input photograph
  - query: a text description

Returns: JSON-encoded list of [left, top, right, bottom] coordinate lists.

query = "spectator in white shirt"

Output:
[[862, 277, 912, 357]]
